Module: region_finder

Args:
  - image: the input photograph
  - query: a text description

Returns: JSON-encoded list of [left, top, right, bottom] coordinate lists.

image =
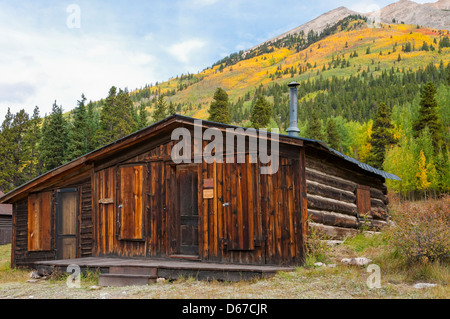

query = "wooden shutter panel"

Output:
[[119, 166, 144, 240], [28, 192, 52, 251], [226, 161, 255, 251], [356, 185, 371, 217]]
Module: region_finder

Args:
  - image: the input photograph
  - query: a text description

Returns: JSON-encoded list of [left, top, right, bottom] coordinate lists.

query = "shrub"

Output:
[[388, 195, 450, 263], [306, 222, 332, 265]]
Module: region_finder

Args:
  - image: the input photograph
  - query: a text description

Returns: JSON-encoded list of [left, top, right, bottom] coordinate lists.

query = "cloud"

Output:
[[0, 82, 36, 104], [193, 0, 220, 6], [168, 39, 207, 64], [0, 4, 162, 120]]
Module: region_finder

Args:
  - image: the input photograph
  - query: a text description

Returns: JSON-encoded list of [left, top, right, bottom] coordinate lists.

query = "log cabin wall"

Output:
[[92, 135, 305, 266], [305, 148, 390, 239], [10, 179, 92, 267]]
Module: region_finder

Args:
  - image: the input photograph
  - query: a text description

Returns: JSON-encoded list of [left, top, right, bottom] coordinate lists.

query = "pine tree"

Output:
[[153, 96, 167, 122], [305, 112, 324, 141], [367, 103, 397, 169], [325, 117, 340, 150], [96, 87, 135, 146], [413, 82, 444, 151], [66, 94, 89, 161], [250, 96, 272, 129], [208, 88, 231, 124], [22, 106, 42, 182], [447, 64, 450, 85], [39, 101, 68, 173], [10, 110, 31, 187], [137, 103, 148, 130], [0, 109, 16, 191], [167, 102, 176, 116], [85, 101, 99, 152]]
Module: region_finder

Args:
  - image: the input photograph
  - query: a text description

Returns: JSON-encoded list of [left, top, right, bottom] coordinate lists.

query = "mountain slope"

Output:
[[130, 20, 449, 123], [249, 0, 449, 54], [425, 0, 450, 10], [247, 6, 359, 53], [368, 0, 450, 30]]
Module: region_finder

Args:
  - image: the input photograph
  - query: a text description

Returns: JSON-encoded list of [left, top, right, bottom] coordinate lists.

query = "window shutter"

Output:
[[28, 192, 52, 251], [356, 185, 371, 217], [118, 165, 144, 240]]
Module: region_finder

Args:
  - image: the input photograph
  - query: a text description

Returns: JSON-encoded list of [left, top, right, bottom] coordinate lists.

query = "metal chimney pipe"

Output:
[[287, 81, 300, 137]]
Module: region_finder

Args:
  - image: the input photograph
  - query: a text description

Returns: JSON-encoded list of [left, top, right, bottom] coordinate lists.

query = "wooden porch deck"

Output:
[[34, 257, 295, 283]]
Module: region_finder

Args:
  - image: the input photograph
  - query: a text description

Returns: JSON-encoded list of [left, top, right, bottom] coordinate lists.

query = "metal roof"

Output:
[[190, 115, 401, 181]]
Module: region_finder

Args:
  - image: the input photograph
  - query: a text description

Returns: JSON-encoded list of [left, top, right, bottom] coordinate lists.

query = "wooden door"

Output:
[[118, 165, 144, 240], [56, 189, 78, 260], [176, 165, 199, 256]]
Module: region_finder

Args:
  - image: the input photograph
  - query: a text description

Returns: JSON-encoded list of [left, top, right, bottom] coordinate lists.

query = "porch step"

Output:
[[98, 273, 157, 287], [169, 255, 201, 261], [109, 266, 157, 276], [99, 265, 158, 287]]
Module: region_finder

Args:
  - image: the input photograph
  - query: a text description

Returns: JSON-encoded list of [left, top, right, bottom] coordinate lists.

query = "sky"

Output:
[[0, 0, 437, 120]]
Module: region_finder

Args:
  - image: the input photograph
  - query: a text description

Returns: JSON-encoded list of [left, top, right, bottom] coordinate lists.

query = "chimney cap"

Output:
[[288, 81, 300, 88]]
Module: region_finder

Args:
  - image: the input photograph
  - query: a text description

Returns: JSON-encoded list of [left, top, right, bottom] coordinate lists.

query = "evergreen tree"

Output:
[[96, 87, 135, 146], [413, 82, 444, 151], [0, 109, 16, 191], [22, 106, 42, 182], [39, 101, 68, 173], [153, 96, 167, 122], [137, 103, 148, 130], [208, 88, 231, 124], [10, 110, 31, 187], [167, 102, 176, 116], [85, 101, 99, 151], [305, 112, 324, 141], [250, 96, 272, 129], [325, 117, 340, 150], [367, 103, 397, 169], [66, 94, 89, 161]]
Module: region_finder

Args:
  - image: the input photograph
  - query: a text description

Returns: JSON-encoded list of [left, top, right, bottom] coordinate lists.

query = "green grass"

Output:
[[0, 245, 29, 284], [343, 232, 389, 253], [1, 226, 449, 298]]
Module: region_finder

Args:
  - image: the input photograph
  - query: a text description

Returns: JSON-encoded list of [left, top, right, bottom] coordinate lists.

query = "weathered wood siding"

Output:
[[80, 181, 93, 257], [92, 137, 305, 266], [12, 198, 55, 268], [305, 149, 389, 239], [0, 215, 12, 245], [11, 179, 92, 267]]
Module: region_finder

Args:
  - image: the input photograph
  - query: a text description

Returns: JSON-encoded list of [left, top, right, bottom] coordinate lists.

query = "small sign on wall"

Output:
[[203, 189, 214, 199], [203, 178, 214, 199]]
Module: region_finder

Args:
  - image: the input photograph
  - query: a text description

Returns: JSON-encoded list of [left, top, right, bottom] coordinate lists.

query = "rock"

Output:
[[26, 279, 40, 284], [325, 240, 343, 246], [313, 262, 325, 267], [340, 257, 372, 266], [413, 283, 437, 289], [327, 264, 337, 268], [89, 285, 102, 291], [29, 271, 41, 279], [157, 277, 166, 283]]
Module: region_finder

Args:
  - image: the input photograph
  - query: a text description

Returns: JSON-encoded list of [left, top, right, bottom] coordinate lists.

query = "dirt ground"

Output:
[[0, 244, 447, 300]]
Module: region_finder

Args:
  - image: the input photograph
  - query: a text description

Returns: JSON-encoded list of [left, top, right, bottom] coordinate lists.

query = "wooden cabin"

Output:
[[0, 115, 400, 268], [0, 191, 12, 245]]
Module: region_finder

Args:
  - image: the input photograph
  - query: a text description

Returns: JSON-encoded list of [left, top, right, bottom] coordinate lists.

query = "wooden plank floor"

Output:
[[34, 257, 295, 282]]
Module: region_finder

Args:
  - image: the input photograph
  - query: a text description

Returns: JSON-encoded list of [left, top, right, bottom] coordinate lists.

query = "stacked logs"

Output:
[[305, 155, 390, 240]]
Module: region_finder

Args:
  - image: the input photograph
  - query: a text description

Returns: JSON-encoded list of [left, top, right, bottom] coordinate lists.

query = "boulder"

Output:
[[340, 257, 372, 266]]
